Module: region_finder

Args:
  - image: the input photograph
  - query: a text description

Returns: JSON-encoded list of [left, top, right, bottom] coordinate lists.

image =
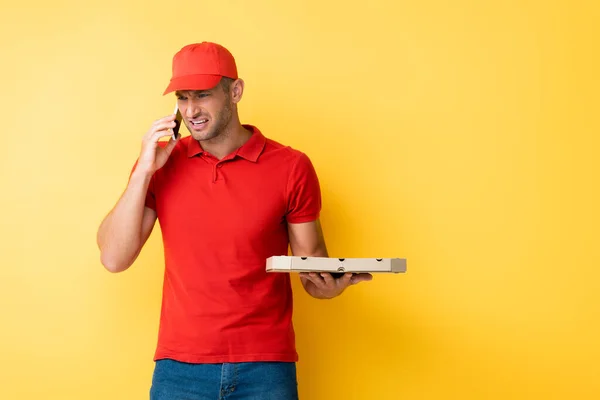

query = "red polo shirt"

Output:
[[131, 125, 321, 364]]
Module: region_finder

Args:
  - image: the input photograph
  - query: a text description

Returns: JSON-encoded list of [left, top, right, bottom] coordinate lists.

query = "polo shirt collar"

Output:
[[187, 125, 266, 162], [235, 125, 267, 162]]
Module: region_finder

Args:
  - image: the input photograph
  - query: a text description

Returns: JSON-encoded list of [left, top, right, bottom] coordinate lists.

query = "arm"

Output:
[[285, 152, 370, 299], [96, 169, 157, 273], [288, 219, 371, 299], [97, 113, 178, 273], [288, 218, 329, 258]]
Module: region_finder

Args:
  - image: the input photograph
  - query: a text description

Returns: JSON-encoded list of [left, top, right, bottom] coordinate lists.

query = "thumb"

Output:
[[163, 135, 178, 155], [350, 273, 373, 285]]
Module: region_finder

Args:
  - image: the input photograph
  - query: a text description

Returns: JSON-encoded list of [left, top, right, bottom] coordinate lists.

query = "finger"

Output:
[[153, 114, 177, 126], [301, 275, 322, 290], [299, 272, 315, 282], [339, 272, 353, 287], [150, 122, 178, 142], [153, 120, 177, 134], [350, 273, 373, 285], [144, 116, 176, 140], [299, 272, 314, 284], [306, 272, 327, 289], [144, 123, 175, 143], [320, 272, 336, 286]]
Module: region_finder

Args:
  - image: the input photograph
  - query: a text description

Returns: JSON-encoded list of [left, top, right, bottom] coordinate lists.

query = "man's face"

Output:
[[175, 83, 233, 142]]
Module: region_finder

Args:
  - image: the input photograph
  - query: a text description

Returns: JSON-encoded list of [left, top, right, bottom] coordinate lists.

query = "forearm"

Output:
[[97, 168, 152, 272], [290, 240, 328, 258], [292, 236, 329, 299]]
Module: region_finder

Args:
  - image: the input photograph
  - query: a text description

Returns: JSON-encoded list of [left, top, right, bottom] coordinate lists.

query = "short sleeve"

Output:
[[285, 152, 321, 223], [129, 160, 157, 211]]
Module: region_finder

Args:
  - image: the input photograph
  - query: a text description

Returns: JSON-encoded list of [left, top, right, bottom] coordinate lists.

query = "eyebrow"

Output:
[[175, 90, 211, 97]]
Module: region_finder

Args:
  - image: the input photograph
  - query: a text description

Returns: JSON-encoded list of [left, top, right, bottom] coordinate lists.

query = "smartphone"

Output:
[[172, 103, 183, 140]]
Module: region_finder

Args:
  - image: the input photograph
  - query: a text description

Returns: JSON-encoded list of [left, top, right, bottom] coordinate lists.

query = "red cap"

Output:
[[163, 42, 238, 95]]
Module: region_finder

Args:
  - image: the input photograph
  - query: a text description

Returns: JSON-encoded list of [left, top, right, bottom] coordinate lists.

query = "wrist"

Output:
[[130, 165, 154, 185]]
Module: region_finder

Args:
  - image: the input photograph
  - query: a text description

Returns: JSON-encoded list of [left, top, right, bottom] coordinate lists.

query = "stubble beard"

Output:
[[190, 100, 233, 143]]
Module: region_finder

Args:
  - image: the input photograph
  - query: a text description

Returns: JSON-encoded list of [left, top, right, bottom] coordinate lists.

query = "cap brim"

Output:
[[163, 74, 223, 95]]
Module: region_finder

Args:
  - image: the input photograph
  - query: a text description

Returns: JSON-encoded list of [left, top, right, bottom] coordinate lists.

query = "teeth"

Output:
[[192, 119, 207, 125]]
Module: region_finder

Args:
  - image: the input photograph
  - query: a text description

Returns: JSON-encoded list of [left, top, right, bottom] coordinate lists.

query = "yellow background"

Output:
[[1, 0, 598, 399]]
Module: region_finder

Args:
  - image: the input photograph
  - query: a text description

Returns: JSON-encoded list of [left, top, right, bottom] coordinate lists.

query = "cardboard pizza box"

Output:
[[266, 256, 407, 274]]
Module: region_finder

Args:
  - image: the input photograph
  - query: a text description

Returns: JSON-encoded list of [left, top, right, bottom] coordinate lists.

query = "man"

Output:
[[97, 42, 372, 399]]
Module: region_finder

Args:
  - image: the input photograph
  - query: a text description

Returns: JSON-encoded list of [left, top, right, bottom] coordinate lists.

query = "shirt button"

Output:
[[218, 164, 223, 168]]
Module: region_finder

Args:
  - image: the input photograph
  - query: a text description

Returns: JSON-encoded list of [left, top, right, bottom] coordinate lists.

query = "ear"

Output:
[[231, 79, 245, 104]]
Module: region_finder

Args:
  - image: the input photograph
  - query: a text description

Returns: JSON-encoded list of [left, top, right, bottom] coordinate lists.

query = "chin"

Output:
[[191, 131, 219, 142]]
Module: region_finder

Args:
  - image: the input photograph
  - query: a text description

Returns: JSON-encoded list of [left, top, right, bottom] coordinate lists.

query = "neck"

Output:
[[200, 115, 251, 160]]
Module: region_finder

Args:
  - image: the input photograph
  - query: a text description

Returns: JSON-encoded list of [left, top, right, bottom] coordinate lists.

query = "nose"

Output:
[[183, 100, 200, 118]]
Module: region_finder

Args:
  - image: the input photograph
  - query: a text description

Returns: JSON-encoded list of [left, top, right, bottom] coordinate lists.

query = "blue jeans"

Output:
[[150, 359, 299, 400]]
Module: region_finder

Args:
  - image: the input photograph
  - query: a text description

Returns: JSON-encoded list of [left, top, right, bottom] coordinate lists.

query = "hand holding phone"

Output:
[[137, 108, 181, 175]]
